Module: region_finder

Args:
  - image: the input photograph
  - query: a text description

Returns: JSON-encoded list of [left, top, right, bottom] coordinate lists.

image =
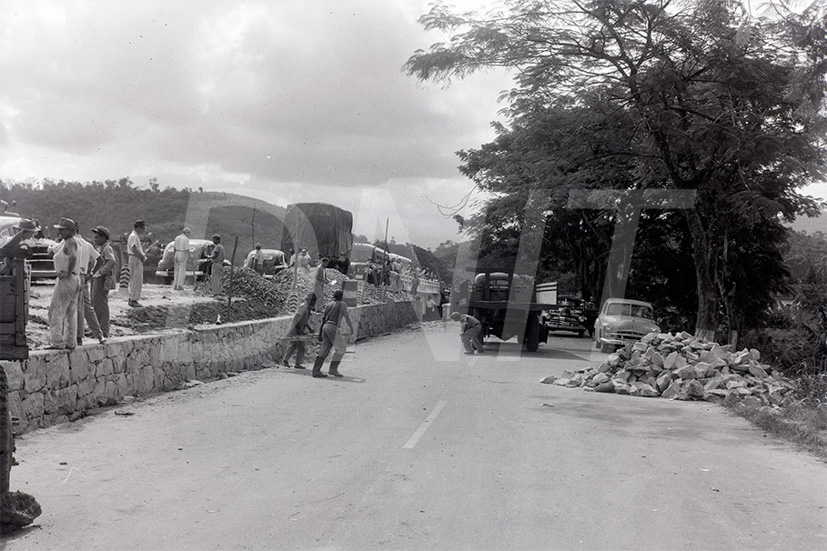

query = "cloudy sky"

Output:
[[0, 0, 514, 249], [1, 1, 824, 249]]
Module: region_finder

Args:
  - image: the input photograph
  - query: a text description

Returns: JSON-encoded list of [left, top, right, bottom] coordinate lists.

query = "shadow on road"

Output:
[[282, 369, 366, 383]]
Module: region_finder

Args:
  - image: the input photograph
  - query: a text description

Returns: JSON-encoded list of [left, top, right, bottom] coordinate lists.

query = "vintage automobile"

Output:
[[155, 239, 230, 284], [243, 248, 289, 277], [594, 298, 660, 353], [542, 295, 590, 337], [0, 216, 57, 279]]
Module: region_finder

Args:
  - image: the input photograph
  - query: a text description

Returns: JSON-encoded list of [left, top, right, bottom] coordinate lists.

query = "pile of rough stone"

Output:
[[541, 331, 798, 408]]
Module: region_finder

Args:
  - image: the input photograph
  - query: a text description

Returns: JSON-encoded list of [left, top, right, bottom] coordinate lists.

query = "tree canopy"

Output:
[[406, 0, 827, 340]]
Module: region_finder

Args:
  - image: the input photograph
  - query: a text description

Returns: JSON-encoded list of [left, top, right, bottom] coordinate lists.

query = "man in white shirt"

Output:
[[74, 222, 104, 345], [172, 227, 191, 290], [47, 218, 80, 350], [128, 220, 147, 307]]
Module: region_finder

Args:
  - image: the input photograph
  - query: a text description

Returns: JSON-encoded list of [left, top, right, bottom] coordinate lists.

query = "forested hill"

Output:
[[0, 179, 287, 258]]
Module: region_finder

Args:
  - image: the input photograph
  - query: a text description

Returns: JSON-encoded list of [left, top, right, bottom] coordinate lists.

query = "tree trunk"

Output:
[[685, 209, 719, 341]]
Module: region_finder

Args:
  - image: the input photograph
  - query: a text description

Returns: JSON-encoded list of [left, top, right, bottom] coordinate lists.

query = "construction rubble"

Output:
[[541, 331, 798, 410]]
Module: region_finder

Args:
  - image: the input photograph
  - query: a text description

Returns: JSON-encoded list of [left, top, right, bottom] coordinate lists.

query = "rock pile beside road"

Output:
[[541, 331, 798, 410]]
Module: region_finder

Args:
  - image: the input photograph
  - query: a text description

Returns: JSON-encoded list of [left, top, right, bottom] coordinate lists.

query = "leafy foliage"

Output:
[[0, 179, 287, 264], [406, 0, 827, 338]]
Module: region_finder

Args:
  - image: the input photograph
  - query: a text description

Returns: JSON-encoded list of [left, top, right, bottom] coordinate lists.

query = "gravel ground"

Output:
[[25, 267, 413, 350]]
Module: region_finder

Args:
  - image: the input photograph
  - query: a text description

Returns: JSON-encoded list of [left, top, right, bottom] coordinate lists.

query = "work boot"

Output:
[[328, 360, 343, 378], [311, 357, 327, 378]]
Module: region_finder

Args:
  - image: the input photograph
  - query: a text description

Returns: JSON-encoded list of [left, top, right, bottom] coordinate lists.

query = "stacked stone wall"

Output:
[[3, 301, 417, 435]]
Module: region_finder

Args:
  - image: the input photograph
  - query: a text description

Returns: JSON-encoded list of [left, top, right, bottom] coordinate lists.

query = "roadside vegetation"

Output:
[[406, 1, 827, 455]]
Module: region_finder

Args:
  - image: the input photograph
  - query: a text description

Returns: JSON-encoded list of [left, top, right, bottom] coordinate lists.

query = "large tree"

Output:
[[406, 0, 827, 340]]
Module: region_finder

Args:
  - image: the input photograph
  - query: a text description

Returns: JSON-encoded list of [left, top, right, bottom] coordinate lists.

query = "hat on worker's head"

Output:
[[134, 220, 146, 229], [255, 243, 261, 249], [450, 312, 462, 321], [14, 218, 40, 232], [182, 227, 191, 234], [91, 225, 110, 240], [212, 234, 221, 241], [53, 217, 76, 230]]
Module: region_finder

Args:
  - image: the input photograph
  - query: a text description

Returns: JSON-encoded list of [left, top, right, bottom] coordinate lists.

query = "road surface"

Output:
[[2, 323, 826, 550]]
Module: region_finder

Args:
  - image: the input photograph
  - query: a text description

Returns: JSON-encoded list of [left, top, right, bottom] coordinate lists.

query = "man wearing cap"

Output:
[[47, 218, 80, 349], [172, 227, 191, 290], [127, 220, 147, 307], [72, 222, 104, 346], [91, 226, 116, 339], [0, 218, 39, 276], [210, 234, 225, 297]]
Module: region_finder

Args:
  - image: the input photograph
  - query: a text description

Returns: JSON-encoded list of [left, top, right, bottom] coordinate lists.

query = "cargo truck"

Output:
[[452, 272, 556, 352], [280, 203, 353, 274]]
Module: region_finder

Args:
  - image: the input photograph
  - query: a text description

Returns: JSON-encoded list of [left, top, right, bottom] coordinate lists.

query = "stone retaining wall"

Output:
[[3, 301, 417, 435]]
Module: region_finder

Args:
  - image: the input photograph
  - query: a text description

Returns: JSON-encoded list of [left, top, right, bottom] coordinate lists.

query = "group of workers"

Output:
[[170, 227, 226, 297], [0, 217, 119, 350], [281, 289, 354, 379]]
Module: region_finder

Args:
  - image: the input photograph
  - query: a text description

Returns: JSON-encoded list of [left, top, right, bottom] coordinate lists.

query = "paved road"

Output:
[[3, 324, 826, 550]]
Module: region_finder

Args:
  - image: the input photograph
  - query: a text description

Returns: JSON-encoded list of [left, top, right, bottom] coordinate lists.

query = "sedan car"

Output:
[[243, 248, 289, 278], [594, 298, 660, 353], [542, 295, 589, 337], [155, 239, 230, 284]]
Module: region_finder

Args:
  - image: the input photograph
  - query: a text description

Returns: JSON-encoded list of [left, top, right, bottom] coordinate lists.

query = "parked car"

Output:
[[542, 295, 589, 337], [594, 298, 660, 353], [0, 216, 57, 279], [155, 239, 230, 284], [243, 248, 288, 277]]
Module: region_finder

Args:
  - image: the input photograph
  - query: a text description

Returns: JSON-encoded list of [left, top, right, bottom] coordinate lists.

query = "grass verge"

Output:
[[725, 372, 827, 461]]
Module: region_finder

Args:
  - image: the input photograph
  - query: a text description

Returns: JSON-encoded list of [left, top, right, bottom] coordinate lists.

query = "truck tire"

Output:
[[0, 367, 12, 495], [524, 313, 540, 352]]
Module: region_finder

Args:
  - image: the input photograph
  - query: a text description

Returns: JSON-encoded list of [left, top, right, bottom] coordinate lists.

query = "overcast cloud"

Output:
[[0, 0, 513, 248], [2, 1, 824, 249]]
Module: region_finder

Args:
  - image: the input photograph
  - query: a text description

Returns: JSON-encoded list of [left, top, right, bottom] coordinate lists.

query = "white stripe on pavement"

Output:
[[403, 400, 448, 449]]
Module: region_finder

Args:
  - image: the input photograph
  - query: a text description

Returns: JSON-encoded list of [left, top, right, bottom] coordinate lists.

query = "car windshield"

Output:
[[0, 219, 19, 238], [606, 302, 654, 319]]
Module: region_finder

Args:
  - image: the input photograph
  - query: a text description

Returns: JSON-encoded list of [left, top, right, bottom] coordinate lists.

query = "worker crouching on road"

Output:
[[312, 289, 354, 378], [450, 312, 485, 355]]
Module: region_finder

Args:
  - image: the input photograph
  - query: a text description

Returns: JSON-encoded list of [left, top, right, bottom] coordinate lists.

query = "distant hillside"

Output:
[[0, 179, 286, 263], [792, 209, 826, 236]]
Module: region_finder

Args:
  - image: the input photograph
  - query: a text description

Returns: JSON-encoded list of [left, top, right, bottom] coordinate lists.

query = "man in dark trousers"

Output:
[[281, 293, 317, 369], [450, 311, 485, 354], [90, 226, 116, 339], [312, 289, 354, 378]]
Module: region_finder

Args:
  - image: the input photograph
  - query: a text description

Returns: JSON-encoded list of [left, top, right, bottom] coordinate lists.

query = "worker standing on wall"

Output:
[[210, 234, 225, 297], [172, 227, 191, 290], [127, 220, 147, 307]]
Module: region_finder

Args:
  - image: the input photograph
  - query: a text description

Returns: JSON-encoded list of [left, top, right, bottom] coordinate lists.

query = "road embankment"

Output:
[[3, 300, 417, 435]]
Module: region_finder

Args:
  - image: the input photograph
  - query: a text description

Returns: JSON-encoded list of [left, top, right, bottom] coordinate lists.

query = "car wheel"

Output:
[[523, 313, 540, 352], [594, 329, 601, 349], [601, 341, 614, 354]]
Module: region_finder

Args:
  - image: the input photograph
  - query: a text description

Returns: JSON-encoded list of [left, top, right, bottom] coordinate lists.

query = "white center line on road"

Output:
[[403, 399, 448, 449]]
